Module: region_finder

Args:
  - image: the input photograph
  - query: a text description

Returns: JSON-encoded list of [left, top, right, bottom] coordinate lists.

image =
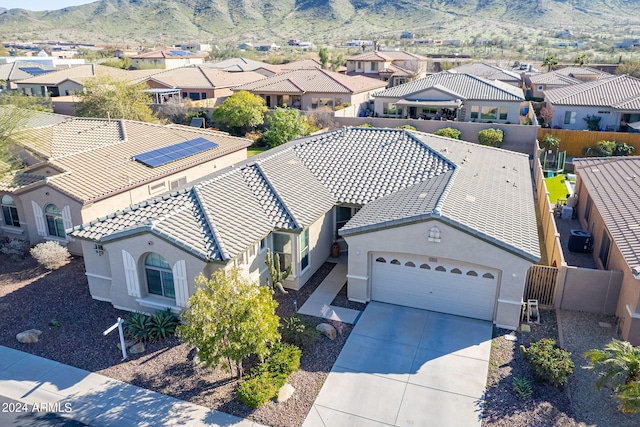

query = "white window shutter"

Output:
[[31, 201, 46, 237], [61, 205, 74, 241], [172, 260, 188, 308], [122, 250, 141, 298]]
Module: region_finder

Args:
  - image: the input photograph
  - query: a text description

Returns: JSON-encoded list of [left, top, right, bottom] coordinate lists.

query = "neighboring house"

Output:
[[0, 110, 252, 255], [450, 62, 522, 87], [0, 54, 85, 68], [114, 49, 141, 59], [131, 50, 206, 70], [0, 61, 57, 89], [236, 42, 280, 52], [572, 158, 640, 344], [233, 68, 386, 113], [202, 58, 279, 77], [70, 127, 539, 331], [372, 71, 527, 123], [528, 72, 581, 99], [553, 66, 611, 83], [544, 74, 640, 131], [345, 51, 429, 87], [140, 66, 266, 106], [15, 64, 158, 97]]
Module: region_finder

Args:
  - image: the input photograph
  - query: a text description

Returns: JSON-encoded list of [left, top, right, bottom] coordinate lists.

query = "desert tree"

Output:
[[212, 90, 267, 136]]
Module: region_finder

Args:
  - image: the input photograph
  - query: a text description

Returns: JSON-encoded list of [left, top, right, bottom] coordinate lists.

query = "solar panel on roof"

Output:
[[18, 67, 54, 77], [133, 137, 218, 168], [168, 50, 195, 57]]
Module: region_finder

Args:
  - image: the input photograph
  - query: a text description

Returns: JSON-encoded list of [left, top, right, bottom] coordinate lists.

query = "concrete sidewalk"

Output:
[[297, 262, 361, 324], [0, 345, 266, 427]]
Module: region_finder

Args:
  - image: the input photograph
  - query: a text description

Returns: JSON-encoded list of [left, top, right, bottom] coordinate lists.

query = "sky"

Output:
[[1, 1, 95, 11]]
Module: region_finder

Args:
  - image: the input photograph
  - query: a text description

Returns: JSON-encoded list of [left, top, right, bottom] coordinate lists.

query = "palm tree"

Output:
[[585, 339, 640, 413], [543, 55, 558, 72], [574, 53, 588, 67]]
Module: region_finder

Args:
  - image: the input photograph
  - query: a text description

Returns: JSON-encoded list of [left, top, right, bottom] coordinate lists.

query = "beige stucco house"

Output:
[[345, 51, 428, 87], [70, 128, 539, 330], [572, 157, 640, 344], [0, 110, 252, 255], [131, 50, 207, 70]]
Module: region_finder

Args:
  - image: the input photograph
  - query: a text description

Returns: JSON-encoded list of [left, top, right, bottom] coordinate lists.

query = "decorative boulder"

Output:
[[129, 342, 145, 354], [16, 329, 42, 344], [116, 340, 137, 351], [277, 383, 295, 403], [316, 323, 337, 340]]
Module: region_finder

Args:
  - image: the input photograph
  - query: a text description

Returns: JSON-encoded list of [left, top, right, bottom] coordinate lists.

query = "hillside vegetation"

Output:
[[0, 0, 638, 45]]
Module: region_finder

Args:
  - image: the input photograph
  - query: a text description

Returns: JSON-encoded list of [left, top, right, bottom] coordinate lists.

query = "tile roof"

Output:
[[573, 157, 640, 272], [554, 66, 611, 78], [15, 64, 159, 86], [141, 66, 266, 89], [72, 128, 539, 263], [132, 50, 207, 59], [234, 68, 386, 94], [346, 51, 428, 62], [11, 116, 251, 203], [544, 74, 640, 108], [202, 58, 279, 74], [0, 61, 57, 81], [0, 171, 46, 192], [374, 72, 525, 101], [529, 72, 582, 85], [450, 62, 522, 82]]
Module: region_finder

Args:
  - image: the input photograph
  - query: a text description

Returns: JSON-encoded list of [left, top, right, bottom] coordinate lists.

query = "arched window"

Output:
[[435, 265, 446, 272], [466, 270, 478, 277], [451, 268, 462, 274], [45, 204, 65, 238], [145, 253, 175, 299], [483, 273, 495, 279], [390, 259, 401, 265], [405, 261, 416, 267], [375, 257, 386, 263], [419, 263, 430, 269], [1, 195, 19, 227]]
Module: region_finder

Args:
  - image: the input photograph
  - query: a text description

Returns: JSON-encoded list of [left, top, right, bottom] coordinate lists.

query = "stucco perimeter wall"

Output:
[[334, 117, 539, 155], [343, 220, 533, 330]]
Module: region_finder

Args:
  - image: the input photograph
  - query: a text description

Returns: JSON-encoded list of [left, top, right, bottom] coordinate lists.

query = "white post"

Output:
[[103, 317, 127, 361]]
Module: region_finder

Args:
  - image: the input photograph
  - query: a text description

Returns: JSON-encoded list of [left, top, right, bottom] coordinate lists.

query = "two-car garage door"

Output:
[[371, 253, 498, 321]]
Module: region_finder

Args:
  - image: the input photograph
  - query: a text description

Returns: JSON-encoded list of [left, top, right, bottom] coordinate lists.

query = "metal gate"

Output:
[[524, 265, 558, 307]]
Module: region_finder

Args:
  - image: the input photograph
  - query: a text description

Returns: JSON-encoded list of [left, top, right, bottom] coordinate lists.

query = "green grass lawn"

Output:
[[247, 147, 269, 157], [544, 174, 573, 205]]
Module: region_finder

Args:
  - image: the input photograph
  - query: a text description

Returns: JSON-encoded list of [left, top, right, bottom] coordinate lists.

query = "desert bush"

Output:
[[477, 128, 504, 147], [0, 237, 30, 260], [434, 127, 461, 139], [262, 342, 301, 377], [280, 316, 321, 350], [149, 309, 180, 341], [244, 130, 263, 144], [359, 123, 373, 128], [521, 338, 574, 387], [396, 124, 416, 130], [237, 372, 283, 407], [125, 312, 153, 342], [29, 241, 70, 270]]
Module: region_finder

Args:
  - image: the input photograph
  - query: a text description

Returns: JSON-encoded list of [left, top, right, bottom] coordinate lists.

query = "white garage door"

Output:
[[371, 253, 498, 321]]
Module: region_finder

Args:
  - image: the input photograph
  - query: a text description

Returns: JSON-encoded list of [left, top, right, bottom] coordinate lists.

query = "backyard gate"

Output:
[[524, 265, 558, 307]]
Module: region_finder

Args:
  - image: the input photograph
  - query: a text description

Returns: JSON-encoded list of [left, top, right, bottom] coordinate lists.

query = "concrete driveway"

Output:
[[303, 302, 492, 427]]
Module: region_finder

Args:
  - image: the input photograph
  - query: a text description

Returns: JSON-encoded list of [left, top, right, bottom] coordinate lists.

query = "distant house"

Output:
[[131, 50, 206, 70], [233, 68, 386, 113], [572, 157, 640, 344], [0, 111, 252, 256], [544, 74, 640, 131], [236, 42, 280, 52], [616, 38, 640, 49], [345, 50, 429, 87], [372, 71, 527, 123], [450, 62, 522, 87], [114, 49, 140, 59], [553, 66, 611, 83], [0, 61, 57, 89], [140, 66, 266, 106], [400, 31, 415, 39], [528, 72, 581, 99]]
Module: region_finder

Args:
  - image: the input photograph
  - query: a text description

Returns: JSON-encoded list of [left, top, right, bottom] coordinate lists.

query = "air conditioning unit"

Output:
[[568, 229, 592, 253]]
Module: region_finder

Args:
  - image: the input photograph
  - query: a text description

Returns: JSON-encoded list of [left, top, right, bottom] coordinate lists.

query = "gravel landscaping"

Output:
[[0, 256, 352, 427]]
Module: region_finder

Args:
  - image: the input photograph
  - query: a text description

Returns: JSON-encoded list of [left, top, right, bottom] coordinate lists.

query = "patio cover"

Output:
[[395, 99, 462, 108]]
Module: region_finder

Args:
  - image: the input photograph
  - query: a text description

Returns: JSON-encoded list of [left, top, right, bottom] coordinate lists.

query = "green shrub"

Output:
[[522, 338, 574, 387], [264, 342, 301, 377], [149, 309, 180, 341], [359, 123, 373, 128], [0, 237, 30, 261], [434, 127, 461, 140], [396, 124, 416, 130], [30, 241, 70, 270], [477, 128, 504, 147], [237, 372, 283, 407], [280, 316, 321, 350], [125, 312, 153, 342], [513, 376, 534, 399]]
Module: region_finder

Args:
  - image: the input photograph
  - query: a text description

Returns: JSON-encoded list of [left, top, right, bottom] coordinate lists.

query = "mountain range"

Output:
[[0, 0, 637, 46]]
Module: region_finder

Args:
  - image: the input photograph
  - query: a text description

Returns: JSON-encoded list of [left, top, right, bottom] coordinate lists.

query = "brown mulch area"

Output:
[[482, 309, 581, 427], [0, 257, 351, 427]]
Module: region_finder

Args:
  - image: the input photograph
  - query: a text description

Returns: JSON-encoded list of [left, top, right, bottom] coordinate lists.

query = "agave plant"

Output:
[[124, 311, 153, 342], [149, 309, 180, 341]]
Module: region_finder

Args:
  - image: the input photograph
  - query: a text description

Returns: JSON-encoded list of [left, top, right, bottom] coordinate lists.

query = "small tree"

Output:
[[30, 241, 71, 270], [538, 105, 555, 128], [582, 140, 634, 157], [574, 53, 588, 67], [543, 55, 558, 72], [583, 114, 602, 131], [541, 134, 560, 150], [177, 269, 280, 379], [265, 248, 290, 294], [477, 128, 504, 147], [262, 107, 312, 148], [585, 339, 640, 413], [212, 91, 267, 136], [434, 127, 461, 139], [318, 47, 329, 69], [75, 75, 157, 122]]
